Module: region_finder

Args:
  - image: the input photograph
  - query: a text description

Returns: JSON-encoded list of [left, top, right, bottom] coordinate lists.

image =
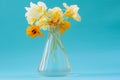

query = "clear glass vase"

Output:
[[38, 27, 71, 77]]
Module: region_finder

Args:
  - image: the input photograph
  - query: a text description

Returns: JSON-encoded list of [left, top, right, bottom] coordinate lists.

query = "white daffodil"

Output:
[[63, 3, 81, 21], [25, 2, 47, 25]]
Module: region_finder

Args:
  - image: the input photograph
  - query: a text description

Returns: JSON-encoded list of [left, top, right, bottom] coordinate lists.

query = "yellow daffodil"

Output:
[[59, 21, 70, 34], [26, 26, 44, 38], [63, 3, 81, 21], [25, 2, 47, 25], [48, 7, 63, 23], [36, 16, 49, 30]]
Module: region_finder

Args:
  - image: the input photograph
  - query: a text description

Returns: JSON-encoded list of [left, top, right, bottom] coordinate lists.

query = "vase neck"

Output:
[[47, 27, 64, 51], [48, 27, 60, 38]]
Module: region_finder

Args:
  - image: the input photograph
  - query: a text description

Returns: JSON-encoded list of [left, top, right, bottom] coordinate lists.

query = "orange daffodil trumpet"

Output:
[[25, 1, 81, 38], [26, 26, 44, 38]]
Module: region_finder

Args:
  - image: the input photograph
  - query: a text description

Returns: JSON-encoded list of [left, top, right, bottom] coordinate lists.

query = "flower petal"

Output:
[[63, 3, 69, 9], [63, 21, 70, 29], [37, 2, 47, 10], [73, 14, 81, 21], [39, 32, 44, 37], [25, 7, 30, 11], [30, 2, 37, 8], [60, 27, 65, 34]]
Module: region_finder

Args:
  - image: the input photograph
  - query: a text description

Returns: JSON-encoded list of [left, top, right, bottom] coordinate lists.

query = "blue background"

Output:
[[0, 0, 120, 79]]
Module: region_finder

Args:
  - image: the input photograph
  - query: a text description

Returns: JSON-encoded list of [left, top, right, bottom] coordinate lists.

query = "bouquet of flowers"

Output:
[[25, 2, 81, 38]]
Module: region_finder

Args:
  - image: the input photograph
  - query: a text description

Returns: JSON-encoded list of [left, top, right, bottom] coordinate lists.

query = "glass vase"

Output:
[[38, 27, 71, 77]]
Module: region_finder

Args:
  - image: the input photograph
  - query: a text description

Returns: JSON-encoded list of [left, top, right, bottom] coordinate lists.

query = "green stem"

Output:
[[49, 27, 57, 62], [53, 31, 71, 69], [49, 28, 71, 70]]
